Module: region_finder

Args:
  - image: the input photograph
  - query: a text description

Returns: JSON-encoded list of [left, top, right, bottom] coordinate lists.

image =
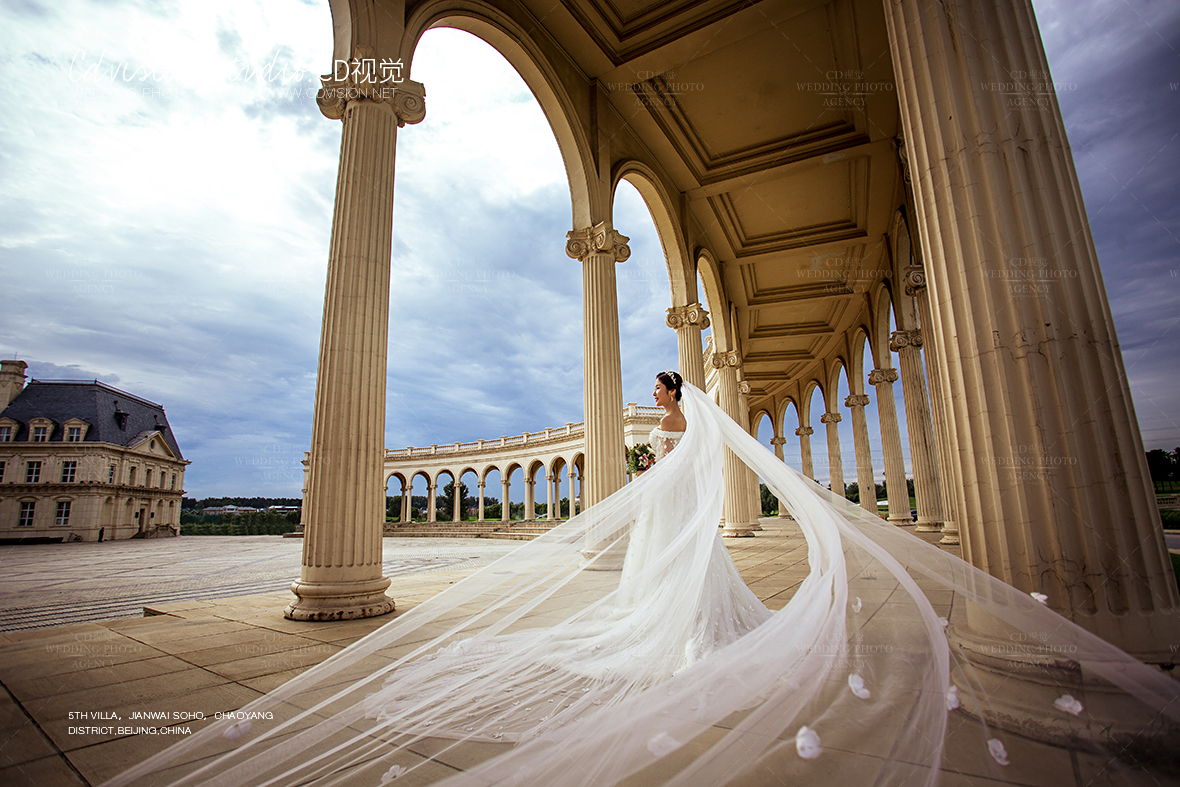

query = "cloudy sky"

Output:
[[1, 0, 1176, 500]]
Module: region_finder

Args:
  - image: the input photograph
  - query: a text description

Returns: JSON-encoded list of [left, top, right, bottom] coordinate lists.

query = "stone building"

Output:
[[0, 360, 188, 542], [286, 0, 1176, 680]]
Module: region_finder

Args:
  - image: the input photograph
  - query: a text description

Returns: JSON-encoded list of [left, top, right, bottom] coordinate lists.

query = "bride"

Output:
[[107, 372, 1179, 787]]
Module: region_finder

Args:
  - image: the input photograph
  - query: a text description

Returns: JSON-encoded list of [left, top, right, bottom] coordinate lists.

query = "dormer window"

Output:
[[28, 417, 55, 442], [63, 419, 90, 443], [0, 426, 11, 442]]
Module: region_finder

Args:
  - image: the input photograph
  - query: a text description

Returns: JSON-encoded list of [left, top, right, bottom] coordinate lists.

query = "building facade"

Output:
[[0, 360, 189, 542]]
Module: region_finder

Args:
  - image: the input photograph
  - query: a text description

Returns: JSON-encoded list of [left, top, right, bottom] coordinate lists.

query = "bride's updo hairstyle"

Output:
[[656, 370, 683, 401]]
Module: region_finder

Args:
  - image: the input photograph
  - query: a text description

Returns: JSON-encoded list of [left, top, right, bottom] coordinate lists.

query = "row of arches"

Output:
[[386, 454, 584, 524]]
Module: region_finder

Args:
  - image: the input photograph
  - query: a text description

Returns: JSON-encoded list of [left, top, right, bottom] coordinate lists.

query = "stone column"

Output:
[[770, 437, 791, 518], [426, 482, 437, 523], [566, 467, 575, 516], [477, 480, 485, 522], [525, 476, 535, 521], [566, 466, 576, 518], [844, 394, 877, 515], [891, 329, 944, 532], [795, 426, 815, 480], [285, 76, 425, 621], [567, 222, 629, 509], [501, 478, 510, 523], [886, 0, 1179, 659], [904, 266, 959, 544], [739, 380, 763, 531], [546, 474, 556, 521], [819, 412, 844, 497], [870, 368, 910, 526], [400, 480, 409, 523], [666, 303, 710, 390], [714, 352, 755, 537]]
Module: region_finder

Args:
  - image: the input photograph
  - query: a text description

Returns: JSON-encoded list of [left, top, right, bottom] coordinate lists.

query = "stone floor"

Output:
[[0, 522, 1171, 786]]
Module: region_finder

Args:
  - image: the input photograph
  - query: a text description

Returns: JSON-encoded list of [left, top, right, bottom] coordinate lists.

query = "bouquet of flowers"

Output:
[[626, 443, 655, 474]]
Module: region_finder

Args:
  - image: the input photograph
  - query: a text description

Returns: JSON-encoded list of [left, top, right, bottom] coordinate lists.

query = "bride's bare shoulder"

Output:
[[659, 411, 687, 432]]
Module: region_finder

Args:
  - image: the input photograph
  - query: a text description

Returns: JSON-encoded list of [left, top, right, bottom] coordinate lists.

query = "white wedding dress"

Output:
[[106, 384, 1179, 787]]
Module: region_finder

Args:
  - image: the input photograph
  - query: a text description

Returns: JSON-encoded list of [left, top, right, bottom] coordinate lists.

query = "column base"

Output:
[[948, 622, 1179, 751], [939, 526, 960, 545], [914, 517, 943, 533], [721, 521, 757, 538], [285, 576, 396, 621], [888, 516, 913, 528]]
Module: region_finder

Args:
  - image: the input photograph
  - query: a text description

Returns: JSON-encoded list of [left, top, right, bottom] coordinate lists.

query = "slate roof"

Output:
[[0, 380, 183, 459]]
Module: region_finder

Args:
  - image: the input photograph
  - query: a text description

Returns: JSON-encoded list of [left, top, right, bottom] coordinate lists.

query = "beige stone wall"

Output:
[[0, 439, 187, 541]]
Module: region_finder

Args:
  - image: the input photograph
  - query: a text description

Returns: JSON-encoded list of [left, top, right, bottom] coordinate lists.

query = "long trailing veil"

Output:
[[106, 383, 1179, 786]]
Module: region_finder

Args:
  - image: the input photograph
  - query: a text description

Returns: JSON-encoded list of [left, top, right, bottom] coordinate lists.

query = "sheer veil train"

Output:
[[106, 382, 1179, 787]]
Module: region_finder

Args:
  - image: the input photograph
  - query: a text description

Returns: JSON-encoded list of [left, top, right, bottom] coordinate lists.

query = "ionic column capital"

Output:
[[738, 381, 751, 395], [868, 368, 899, 386], [565, 221, 631, 263], [845, 394, 871, 408], [903, 265, 927, 297], [318, 63, 426, 127], [666, 302, 710, 331], [477, 481, 485, 489], [770, 437, 787, 446], [890, 330, 923, 352], [710, 350, 741, 370], [820, 412, 842, 424], [795, 426, 814, 436]]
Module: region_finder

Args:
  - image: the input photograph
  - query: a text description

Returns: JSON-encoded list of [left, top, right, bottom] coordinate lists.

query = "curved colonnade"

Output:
[[379, 404, 661, 528], [287, 0, 1176, 676]]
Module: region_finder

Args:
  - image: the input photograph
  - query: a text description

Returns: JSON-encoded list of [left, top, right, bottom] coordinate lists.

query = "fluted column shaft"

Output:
[[564, 467, 574, 518], [871, 368, 910, 526], [885, 0, 1176, 656], [796, 426, 815, 479], [567, 224, 629, 509], [820, 412, 845, 497], [400, 482, 409, 522], [666, 303, 710, 392], [287, 78, 426, 621], [426, 482, 437, 523], [891, 330, 944, 532], [547, 474, 557, 521], [770, 436, 791, 518], [501, 479, 510, 523], [525, 477, 535, 521], [477, 481, 485, 522], [739, 380, 763, 530], [845, 395, 877, 514], [906, 267, 959, 544], [714, 352, 754, 537]]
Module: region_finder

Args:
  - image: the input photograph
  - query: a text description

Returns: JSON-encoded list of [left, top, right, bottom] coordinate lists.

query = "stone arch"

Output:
[[800, 380, 822, 425], [750, 408, 774, 440], [870, 284, 896, 370], [696, 248, 731, 352], [824, 360, 846, 412], [402, 1, 599, 227], [849, 326, 873, 395], [612, 162, 693, 307]]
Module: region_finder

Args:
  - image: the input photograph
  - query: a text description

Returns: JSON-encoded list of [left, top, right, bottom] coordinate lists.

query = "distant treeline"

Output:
[[182, 497, 302, 510], [180, 509, 301, 536]]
